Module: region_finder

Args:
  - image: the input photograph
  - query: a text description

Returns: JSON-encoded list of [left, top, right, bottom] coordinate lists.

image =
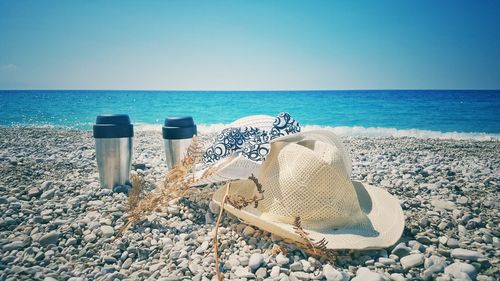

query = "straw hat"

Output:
[[194, 112, 301, 185], [212, 130, 404, 250]]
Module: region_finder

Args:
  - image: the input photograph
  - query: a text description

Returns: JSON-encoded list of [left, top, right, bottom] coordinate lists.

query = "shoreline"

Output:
[[0, 127, 498, 280], [1, 124, 499, 142]]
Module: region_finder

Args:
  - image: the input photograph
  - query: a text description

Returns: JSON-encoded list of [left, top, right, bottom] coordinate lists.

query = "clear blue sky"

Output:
[[0, 0, 499, 90]]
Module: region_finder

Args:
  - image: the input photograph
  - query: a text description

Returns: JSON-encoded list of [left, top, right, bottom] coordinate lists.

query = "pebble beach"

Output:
[[0, 127, 498, 281]]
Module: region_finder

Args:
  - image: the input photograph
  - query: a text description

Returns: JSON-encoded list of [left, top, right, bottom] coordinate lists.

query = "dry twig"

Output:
[[213, 182, 231, 281]]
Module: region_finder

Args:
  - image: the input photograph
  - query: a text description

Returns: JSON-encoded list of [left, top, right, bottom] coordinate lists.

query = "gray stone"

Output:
[[431, 199, 456, 210], [390, 273, 406, 281], [400, 254, 424, 270], [391, 243, 411, 257], [255, 267, 267, 279], [249, 253, 264, 271], [39, 231, 59, 247], [243, 225, 256, 236], [271, 266, 281, 278], [28, 187, 42, 197], [0, 196, 8, 204], [447, 238, 460, 248], [378, 257, 396, 265], [444, 262, 477, 280], [2, 241, 26, 251], [416, 236, 432, 245], [352, 267, 385, 281], [84, 233, 97, 243], [103, 256, 117, 264], [100, 225, 114, 238], [293, 272, 311, 280], [234, 267, 255, 278], [40, 189, 55, 200], [41, 181, 53, 191], [188, 263, 202, 274], [323, 264, 344, 281], [122, 258, 132, 269], [451, 248, 485, 261], [65, 237, 77, 246], [276, 253, 290, 265], [195, 241, 209, 254], [290, 261, 303, 271]]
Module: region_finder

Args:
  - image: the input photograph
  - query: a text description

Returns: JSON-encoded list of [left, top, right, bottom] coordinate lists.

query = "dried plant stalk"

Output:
[[118, 137, 205, 235], [292, 216, 337, 261], [213, 182, 231, 281], [293, 216, 318, 253]]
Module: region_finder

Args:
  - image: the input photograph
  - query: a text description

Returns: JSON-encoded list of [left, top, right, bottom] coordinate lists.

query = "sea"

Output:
[[0, 90, 499, 140]]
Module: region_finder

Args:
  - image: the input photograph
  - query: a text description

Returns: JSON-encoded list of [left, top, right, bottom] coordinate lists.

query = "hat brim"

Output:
[[212, 180, 404, 250]]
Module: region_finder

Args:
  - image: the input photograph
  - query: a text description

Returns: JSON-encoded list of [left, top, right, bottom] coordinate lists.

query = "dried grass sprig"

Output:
[[293, 216, 318, 253], [119, 137, 205, 235], [292, 216, 337, 261], [213, 182, 231, 281]]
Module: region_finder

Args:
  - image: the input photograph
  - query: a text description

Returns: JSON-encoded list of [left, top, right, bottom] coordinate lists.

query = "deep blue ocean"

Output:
[[0, 90, 499, 138]]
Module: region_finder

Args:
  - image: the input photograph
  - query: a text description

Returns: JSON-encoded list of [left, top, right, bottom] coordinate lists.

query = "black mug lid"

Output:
[[93, 114, 134, 138], [162, 116, 197, 139]]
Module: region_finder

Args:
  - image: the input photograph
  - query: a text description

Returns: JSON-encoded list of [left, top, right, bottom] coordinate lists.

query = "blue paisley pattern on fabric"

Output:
[[202, 112, 300, 164]]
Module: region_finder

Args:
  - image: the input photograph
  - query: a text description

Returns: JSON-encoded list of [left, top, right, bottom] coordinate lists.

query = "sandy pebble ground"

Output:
[[0, 127, 498, 281]]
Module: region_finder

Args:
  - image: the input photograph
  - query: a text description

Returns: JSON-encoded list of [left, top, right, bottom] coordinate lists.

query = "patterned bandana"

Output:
[[202, 112, 301, 164]]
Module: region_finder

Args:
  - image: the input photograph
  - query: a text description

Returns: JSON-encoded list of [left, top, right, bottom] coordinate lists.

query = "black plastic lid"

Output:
[[162, 116, 197, 139], [93, 114, 134, 138]]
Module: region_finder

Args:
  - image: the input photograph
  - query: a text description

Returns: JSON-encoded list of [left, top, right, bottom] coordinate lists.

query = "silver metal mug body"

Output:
[[164, 138, 193, 170], [95, 137, 133, 189]]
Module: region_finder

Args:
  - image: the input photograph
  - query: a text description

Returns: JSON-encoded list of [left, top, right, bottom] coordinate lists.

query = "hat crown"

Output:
[[257, 131, 365, 229]]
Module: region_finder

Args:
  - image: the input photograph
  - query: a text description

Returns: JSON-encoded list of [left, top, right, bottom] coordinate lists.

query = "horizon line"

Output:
[[1, 88, 500, 92]]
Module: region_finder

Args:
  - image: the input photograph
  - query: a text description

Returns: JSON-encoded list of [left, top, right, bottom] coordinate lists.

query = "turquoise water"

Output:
[[0, 90, 499, 135]]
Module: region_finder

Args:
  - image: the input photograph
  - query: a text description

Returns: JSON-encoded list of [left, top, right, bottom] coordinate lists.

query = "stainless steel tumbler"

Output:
[[162, 116, 197, 170], [93, 114, 133, 189]]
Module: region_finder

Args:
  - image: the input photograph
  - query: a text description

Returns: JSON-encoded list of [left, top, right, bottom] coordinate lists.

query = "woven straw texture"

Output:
[[213, 130, 404, 249]]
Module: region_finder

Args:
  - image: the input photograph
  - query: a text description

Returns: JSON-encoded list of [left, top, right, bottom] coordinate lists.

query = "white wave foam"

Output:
[[302, 125, 500, 141], [134, 123, 499, 141]]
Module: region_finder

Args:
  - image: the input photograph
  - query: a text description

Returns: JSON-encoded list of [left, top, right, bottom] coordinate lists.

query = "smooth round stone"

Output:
[[450, 248, 485, 261], [390, 273, 406, 281], [400, 254, 424, 270], [84, 233, 97, 243], [103, 256, 117, 264], [290, 261, 303, 271], [292, 271, 311, 280], [444, 262, 477, 280], [39, 231, 59, 247], [391, 243, 411, 258], [446, 238, 460, 248], [234, 267, 255, 278], [323, 264, 344, 281], [416, 236, 432, 245], [378, 257, 396, 265], [243, 225, 255, 237], [2, 241, 26, 251], [270, 266, 281, 278], [276, 253, 290, 266], [352, 267, 385, 281], [100, 225, 114, 238], [438, 236, 448, 245], [255, 267, 267, 279], [249, 253, 264, 271]]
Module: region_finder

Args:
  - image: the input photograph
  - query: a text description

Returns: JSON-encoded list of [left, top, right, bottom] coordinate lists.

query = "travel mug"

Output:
[[93, 114, 133, 189], [162, 116, 197, 170]]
